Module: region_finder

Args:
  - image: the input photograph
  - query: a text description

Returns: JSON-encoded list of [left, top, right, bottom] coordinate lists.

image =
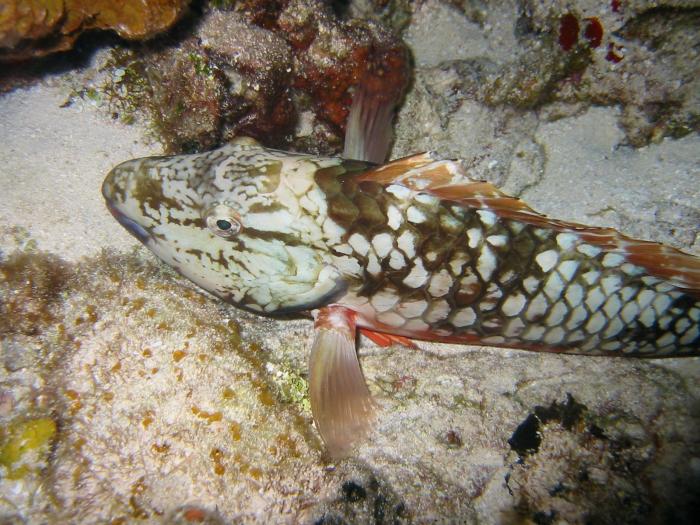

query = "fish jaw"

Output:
[[104, 198, 151, 244], [102, 159, 158, 245]]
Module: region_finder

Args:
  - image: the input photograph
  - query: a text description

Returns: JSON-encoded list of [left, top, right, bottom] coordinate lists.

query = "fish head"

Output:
[[102, 138, 349, 315]]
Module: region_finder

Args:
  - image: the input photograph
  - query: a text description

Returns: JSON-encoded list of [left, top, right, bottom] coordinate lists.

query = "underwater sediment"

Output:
[[1, 1, 699, 523]]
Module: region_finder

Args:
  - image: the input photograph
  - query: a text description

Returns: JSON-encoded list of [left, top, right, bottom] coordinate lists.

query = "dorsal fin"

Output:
[[357, 155, 700, 297], [355, 152, 445, 185]]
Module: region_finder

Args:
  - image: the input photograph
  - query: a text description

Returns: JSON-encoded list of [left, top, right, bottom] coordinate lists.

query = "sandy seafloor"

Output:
[[1, 2, 700, 524]]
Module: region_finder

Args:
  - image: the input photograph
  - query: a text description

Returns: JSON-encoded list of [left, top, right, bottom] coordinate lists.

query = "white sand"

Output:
[[0, 81, 156, 260]]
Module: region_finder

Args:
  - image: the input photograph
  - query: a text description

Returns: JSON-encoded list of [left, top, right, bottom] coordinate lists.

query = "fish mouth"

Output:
[[104, 199, 151, 244]]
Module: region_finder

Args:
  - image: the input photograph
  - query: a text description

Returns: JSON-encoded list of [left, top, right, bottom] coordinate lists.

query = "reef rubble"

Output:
[[1, 1, 699, 523]]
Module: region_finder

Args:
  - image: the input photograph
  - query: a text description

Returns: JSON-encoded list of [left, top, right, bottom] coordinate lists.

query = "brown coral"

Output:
[[198, 11, 296, 146], [209, 0, 410, 150], [0, 0, 191, 62], [0, 251, 69, 336]]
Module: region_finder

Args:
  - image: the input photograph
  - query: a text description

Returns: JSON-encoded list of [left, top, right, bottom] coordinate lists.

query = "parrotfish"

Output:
[[103, 96, 700, 456]]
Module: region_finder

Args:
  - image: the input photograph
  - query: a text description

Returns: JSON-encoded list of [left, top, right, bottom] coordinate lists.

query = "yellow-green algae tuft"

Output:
[[0, 417, 57, 479], [268, 359, 311, 413]]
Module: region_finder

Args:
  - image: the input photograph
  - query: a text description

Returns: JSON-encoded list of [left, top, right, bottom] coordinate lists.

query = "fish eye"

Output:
[[205, 205, 241, 238]]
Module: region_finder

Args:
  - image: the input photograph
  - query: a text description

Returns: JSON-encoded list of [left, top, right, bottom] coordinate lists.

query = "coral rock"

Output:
[[198, 11, 296, 145], [147, 41, 227, 153], [99, 2, 409, 156]]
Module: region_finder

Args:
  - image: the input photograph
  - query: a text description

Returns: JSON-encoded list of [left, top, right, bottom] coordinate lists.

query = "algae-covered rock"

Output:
[[0, 250, 69, 336], [505, 393, 700, 523], [0, 249, 330, 521], [197, 11, 296, 148], [144, 41, 228, 153], [0, 0, 191, 62], [99, 0, 409, 155], [281, 0, 409, 131], [400, 0, 700, 148]]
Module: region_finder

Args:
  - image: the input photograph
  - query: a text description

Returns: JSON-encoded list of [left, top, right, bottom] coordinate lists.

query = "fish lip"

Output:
[[105, 199, 151, 245]]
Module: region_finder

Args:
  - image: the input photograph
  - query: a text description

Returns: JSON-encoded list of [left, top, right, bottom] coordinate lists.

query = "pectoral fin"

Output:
[[309, 307, 375, 457], [343, 81, 396, 164]]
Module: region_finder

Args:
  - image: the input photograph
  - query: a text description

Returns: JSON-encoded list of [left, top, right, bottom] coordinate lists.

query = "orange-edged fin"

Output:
[[617, 238, 700, 296], [356, 153, 456, 186], [396, 329, 654, 357], [360, 157, 700, 297], [309, 307, 375, 458], [360, 328, 418, 349], [354, 152, 440, 184], [343, 82, 397, 164]]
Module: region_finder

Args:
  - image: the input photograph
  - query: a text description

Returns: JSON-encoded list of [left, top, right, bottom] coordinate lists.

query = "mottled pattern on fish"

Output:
[[103, 139, 700, 357], [321, 172, 699, 356], [103, 137, 700, 456]]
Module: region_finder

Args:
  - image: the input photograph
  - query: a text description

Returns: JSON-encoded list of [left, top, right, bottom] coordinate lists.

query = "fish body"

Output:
[[103, 137, 700, 455]]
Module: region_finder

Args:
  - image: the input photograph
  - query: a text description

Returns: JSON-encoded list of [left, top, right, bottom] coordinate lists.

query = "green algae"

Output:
[[100, 45, 225, 153], [187, 50, 219, 79], [100, 49, 152, 126], [270, 360, 311, 413], [0, 417, 57, 479], [208, 0, 236, 9]]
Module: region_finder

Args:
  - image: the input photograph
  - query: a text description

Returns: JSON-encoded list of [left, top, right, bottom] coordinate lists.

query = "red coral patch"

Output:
[[559, 13, 580, 51], [583, 18, 604, 48]]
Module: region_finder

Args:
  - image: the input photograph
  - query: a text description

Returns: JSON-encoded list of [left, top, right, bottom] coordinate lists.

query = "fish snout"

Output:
[[102, 162, 151, 244]]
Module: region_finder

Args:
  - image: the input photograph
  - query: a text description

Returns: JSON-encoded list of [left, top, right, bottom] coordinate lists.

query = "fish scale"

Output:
[[317, 170, 699, 356]]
